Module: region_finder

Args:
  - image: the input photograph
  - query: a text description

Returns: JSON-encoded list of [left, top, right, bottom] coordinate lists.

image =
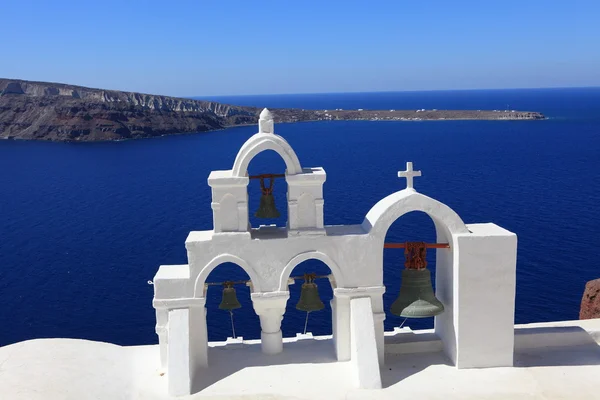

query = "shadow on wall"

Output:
[[192, 338, 338, 393], [380, 325, 600, 389], [514, 326, 600, 367], [380, 351, 452, 389]]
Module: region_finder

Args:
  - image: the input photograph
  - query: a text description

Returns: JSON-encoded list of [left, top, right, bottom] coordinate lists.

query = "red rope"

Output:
[[404, 242, 428, 270], [260, 177, 275, 195]]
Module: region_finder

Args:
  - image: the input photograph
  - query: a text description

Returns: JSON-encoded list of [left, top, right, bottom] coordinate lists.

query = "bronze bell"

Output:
[[255, 177, 280, 219], [390, 268, 444, 318], [219, 282, 241, 311], [296, 274, 325, 312]]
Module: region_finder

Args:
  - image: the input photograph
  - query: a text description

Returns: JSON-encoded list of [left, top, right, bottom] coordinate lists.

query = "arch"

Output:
[[232, 134, 303, 177], [278, 251, 346, 291], [193, 254, 262, 297], [362, 190, 469, 242], [381, 210, 441, 332]]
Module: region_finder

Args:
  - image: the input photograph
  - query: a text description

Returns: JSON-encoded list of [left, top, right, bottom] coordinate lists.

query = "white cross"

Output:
[[397, 162, 422, 190]]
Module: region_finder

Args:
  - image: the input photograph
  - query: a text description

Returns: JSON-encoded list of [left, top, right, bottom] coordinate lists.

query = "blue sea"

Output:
[[1, 87, 599, 346]]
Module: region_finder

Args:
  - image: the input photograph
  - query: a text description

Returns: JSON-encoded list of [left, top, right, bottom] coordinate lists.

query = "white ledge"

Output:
[[1, 319, 599, 400]]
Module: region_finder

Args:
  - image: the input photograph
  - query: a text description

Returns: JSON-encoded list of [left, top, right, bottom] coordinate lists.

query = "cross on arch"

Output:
[[397, 162, 422, 190]]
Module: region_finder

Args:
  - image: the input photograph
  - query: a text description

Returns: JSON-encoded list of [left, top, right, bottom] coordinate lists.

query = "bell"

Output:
[[219, 283, 241, 311], [391, 268, 444, 318], [255, 193, 281, 218], [254, 177, 280, 219], [296, 274, 325, 312]]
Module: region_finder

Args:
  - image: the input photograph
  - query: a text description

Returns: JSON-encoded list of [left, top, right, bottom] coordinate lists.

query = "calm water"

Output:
[[1, 88, 599, 346]]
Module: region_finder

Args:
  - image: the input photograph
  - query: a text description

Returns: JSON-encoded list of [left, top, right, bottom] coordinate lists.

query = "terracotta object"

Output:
[[580, 278, 600, 320]]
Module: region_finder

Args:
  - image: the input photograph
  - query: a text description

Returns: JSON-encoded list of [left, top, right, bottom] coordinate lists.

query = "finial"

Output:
[[397, 162, 422, 190], [259, 108, 274, 134]]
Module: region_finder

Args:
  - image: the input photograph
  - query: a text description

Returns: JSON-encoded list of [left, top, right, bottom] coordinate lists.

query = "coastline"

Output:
[[0, 78, 545, 143], [0, 111, 546, 143]]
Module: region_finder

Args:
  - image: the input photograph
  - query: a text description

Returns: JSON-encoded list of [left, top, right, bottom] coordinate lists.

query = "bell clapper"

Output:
[[229, 310, 236, 339], [399, 317, 408, 329], [303, 311, 310, 335]]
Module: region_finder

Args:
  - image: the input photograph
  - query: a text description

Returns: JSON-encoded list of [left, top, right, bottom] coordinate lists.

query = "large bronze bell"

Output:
[[255, 177, 280, 219], [296, 274, 325, 312], [391, 268, 444, 318], [219, 282, 241, 311]]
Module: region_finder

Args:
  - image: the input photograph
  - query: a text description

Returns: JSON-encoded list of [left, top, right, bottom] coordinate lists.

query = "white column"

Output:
[[237, 200, 248, 232], [373, 312, 386, 365], [288, 199, 299, 230], [350, 297, 382, 389], [333, 286, 386, 364], [331, 294, 351, 361], [433, 221, 457, 364], [315, 198, 325, 229], [155, 308, 169, 370], [252, 292, 290, 354], [167, 308, 192, 396], [189, 300, 208, 369], [165, 299, 208, 397], [210, 202, 221, 233], [449, 223, 517, 368]]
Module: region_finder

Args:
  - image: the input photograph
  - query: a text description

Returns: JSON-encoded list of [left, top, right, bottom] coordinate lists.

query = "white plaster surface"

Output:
[[153, 113, 520, 392], [1, 319, 599, 400], [167, 308, 191, 396], [350, 297, 382, 389]]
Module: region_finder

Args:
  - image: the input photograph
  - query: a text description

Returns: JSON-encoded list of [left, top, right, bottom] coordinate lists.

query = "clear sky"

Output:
[[1, 0, 599, 97]]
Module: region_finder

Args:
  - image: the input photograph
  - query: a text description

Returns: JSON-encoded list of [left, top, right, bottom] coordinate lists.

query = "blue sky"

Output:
[[1, 0, 599, 96]]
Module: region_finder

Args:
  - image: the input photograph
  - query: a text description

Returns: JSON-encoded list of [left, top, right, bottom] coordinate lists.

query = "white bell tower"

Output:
[[207, 108, 325, 234]]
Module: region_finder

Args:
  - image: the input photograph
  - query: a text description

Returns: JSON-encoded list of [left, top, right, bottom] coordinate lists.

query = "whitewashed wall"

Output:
[[152, 109, 518, 395]]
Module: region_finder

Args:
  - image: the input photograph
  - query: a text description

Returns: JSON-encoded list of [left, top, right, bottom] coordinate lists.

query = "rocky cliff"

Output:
[[580, 278, 600, 319], [0, 78, 262, 141], [0, 78, 546, 142]]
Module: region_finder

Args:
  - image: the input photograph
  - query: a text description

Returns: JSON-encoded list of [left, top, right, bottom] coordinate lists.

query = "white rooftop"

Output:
[[1, 319, 599, 400]]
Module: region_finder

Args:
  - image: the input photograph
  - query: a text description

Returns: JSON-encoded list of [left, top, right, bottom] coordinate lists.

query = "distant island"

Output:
[[0, 78, 545, 142]]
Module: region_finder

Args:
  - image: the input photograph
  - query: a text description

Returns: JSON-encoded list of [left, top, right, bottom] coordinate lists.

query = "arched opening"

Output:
[[246, 149, 289, 229], [203, 262, 261, 341], [281, 259, 335, 338], [363, 190, 467, 363], [382, 211, 446, 332]]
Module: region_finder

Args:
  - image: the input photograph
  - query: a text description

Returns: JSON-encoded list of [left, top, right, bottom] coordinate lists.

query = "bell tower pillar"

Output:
[[208, 172, 250, 234], [286, 167, 326, 233], [251, 292, 290, 355]]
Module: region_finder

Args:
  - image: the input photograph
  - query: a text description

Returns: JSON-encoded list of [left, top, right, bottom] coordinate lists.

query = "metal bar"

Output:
[[289, 274, 330, 281], [384, 243, 450, 249], [205, 280, 249, 287], [249, 173, 286, 180], [207, 274, 332, 288]]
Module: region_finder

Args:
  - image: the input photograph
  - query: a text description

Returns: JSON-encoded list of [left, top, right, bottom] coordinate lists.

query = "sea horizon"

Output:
[[196, 85, 600, 101], [5, 75, 598, 100]]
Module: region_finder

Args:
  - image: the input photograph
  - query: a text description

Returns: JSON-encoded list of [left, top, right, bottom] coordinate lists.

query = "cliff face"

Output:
[[0, 78, 546, 142], [0, 78, 261, 141], [1, 79, 254, 116]]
